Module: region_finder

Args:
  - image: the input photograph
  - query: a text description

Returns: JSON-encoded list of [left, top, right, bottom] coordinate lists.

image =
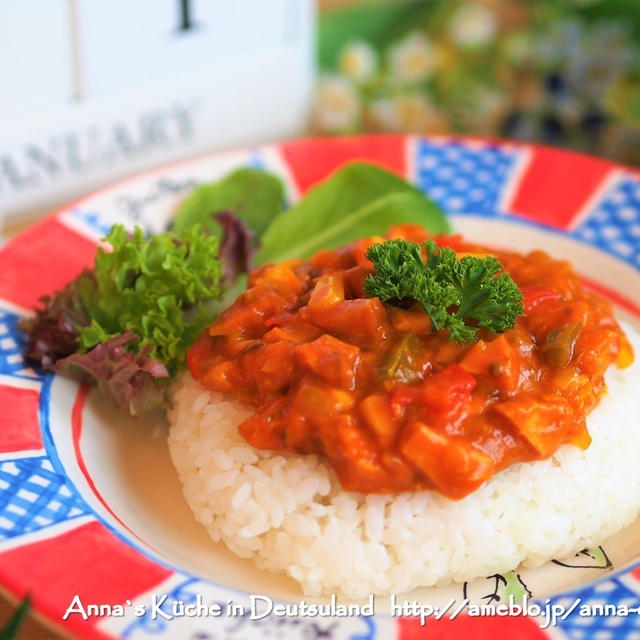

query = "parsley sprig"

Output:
[[364, 239, 524, 343]]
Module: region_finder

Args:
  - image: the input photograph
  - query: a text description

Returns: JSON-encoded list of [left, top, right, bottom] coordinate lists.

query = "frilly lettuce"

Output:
[[22, 224, 222, 415], [56, 331, 169, 417]]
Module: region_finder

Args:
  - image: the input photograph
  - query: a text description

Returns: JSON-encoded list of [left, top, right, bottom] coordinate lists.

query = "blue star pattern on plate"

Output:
[[68, 208, 115, 238], [0, 309, 46, 381], [0, 457, 89, 541], [572, 174, 640, 269], [414, 139, 523, 216], [549, 576, 640, 639]]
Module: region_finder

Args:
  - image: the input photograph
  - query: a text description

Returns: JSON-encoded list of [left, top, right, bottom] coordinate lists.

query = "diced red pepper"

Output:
[[386, 224, 431, 244], [343, 265, 368, 299], [239, 396, 289, 450], [309, 248, 355, 270], [575, 328, 620, 377], [244, 341, 295, 400], [295, 334, 361, 389], [310, 298, 391, 347], [493, 394, 574, 456], [359, 394, 397, 447], [420, 364, 477, 412], [264, 313, 294, 329], [459, 335, 519, 392], [617, 332, 635, 368], [389, 307, 432, 335], [399, 420, 493, 499], [251, 261, 306, 296], [550, 368, 598, 415], [210, 290, 291, 338], [389, 387, 421, 419], [291, 382, 355, 418], [521, 285, 563, 314], [332, 419, 396, 492], [201, 361, 235, 392], [187, 329, 216, 380], [263, 321, 323, 345], [308, 274, 345, 313], [351, 236, 385, 268], [431, 233, 466, 251]]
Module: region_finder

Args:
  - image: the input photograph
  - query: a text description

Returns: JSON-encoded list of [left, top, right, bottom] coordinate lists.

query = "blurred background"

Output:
[[315, 0, 640, 163], [1, 0, 640, 230]]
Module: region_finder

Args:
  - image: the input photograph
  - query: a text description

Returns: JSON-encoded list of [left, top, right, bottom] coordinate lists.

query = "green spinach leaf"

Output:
[[173, 168, 285, 240], [256, 163, 450, 264]]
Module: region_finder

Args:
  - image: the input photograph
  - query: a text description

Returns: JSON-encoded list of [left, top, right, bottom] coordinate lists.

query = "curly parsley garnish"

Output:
[[364, 239, 524, 344]]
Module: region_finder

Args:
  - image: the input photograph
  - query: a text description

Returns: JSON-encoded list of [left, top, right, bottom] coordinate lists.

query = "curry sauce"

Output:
[[187, 225, 634, 499]]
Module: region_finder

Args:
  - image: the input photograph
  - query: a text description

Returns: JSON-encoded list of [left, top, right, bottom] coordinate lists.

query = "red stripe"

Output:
[[0, 385, 42, 453], [71, 383, 113, 518], [71, 384, 151, 542], [0, 520, 171, 638], [0, 218, 97, 309], [280, 134, 407, 193], [507, 147, 613, 229], [398, 614, 548, 640], [580, 275, 640, 318]]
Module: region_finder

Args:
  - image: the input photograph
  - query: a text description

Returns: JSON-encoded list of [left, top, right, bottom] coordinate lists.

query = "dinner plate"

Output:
[[1, 134, 639, 640]]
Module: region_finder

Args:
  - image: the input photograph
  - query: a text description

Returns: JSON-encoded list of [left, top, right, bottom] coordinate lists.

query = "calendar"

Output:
[[0, 0, 315, 223]]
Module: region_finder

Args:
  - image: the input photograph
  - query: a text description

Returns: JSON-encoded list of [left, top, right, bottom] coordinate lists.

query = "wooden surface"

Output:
[[0, 596, 62, 639]]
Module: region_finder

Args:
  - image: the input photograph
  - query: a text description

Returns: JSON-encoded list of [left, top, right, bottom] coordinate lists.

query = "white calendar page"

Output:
[[0, 0, 315, 223]]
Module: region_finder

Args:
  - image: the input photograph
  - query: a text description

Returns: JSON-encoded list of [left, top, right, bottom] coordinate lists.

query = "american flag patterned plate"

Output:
[[0, 135, 639, 640]]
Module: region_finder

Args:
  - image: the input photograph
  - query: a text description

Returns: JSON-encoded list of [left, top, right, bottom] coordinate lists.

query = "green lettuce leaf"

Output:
[[172, 167, 285, 240], [77, 224, 222, 376]]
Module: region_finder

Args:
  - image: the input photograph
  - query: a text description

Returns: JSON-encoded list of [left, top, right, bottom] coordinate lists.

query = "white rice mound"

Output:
[[168, 321, 640, 599]]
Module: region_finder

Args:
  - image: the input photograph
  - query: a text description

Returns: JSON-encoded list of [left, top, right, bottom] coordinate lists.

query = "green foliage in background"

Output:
[[316, 0, 640, 165]]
